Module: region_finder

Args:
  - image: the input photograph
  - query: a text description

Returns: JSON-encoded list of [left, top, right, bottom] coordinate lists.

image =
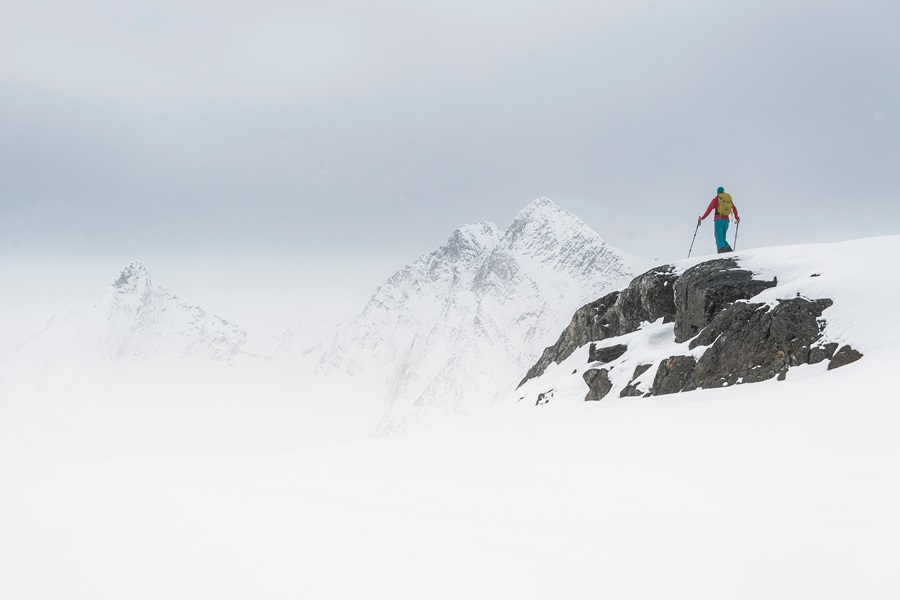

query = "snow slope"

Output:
[[2, 237, 898, 599], [320, 197, 650, 433]]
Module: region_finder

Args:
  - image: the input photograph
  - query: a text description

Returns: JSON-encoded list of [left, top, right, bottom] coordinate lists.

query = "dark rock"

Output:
[[828, 345, 863, 370], [632, 363, 652, 380], [519, 253, 860, 403], [609, 265, 679, 330], [688, 297, 832, 389], [583, 368, 613, 401], [619, 364, 652, 398], [651, 355, 697, 396], [536, 389, 555, 406], [690, 301, 762, 350], [519, 265, 677, 387], [519, 291, 619, 386], [588, 343, 628, 364], [809, 342, 839, 365], [619, 385, 643, 398], [674, 259, 777, 343]]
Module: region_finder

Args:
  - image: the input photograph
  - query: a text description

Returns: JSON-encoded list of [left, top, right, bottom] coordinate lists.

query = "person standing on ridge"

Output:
[[699, 186, 740, 253]]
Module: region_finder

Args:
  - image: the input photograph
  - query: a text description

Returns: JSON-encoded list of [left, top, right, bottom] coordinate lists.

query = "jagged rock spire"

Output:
[[111, 261, 152, 295]]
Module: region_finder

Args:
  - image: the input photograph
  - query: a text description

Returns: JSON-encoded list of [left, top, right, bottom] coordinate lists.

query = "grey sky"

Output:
[[2, 0, 899, 352]]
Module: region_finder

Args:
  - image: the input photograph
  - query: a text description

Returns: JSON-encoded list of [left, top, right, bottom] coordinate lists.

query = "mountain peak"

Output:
[[515, 196, 560, 220], [503, 196, 598, 249], [110, 261, 152, 296], [320, 196, 647, 433], [508, 197, 579, 231], [444, 222, 503, 258]]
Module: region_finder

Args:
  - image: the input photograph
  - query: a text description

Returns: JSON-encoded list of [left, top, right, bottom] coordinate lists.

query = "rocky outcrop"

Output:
[[583, 369, 612, 401], [536, 389, 556, 406], [588, 343, 628, 364], [620, 364, 652, 397], [519, 265, 677, 386], [652, 297, 839, 395], [828, 345, 864, 370], [673, 259, 777, 342], [521, 257, 864, 403], [651, 356, 697, 396]]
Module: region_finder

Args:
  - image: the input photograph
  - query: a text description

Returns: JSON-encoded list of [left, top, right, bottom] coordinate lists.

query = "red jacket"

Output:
[[700, 196, 740, 221]]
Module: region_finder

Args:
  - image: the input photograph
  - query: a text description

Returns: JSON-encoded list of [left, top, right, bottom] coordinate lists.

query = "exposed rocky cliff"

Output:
[[519, 265, 678, 386], [520, 257, 863, 402]]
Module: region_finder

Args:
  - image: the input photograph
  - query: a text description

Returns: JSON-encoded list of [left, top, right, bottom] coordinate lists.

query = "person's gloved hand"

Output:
[[735, 216, 741, 223]]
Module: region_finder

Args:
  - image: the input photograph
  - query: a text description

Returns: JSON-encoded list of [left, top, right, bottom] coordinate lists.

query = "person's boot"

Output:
[[717, 246, 728, 254], [724, 244, 733, 253]]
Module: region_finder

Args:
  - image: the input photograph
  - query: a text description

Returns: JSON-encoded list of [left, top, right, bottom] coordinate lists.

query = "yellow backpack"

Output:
[[717, 192, 734, 217]]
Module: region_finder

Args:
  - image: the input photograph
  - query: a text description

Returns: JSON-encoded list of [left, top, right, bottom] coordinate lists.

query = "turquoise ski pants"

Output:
[[715, 219, 730, 249]]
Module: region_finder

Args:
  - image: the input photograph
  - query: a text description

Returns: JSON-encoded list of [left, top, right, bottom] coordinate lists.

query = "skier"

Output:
[[698, 186, 740, 253]]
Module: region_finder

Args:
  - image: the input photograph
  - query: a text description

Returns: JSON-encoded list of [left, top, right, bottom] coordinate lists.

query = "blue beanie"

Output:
[[717, 186, 725, 194]]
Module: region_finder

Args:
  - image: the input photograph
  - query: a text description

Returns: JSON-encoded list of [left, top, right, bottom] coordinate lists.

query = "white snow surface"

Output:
[[2, 234, 900, 599]]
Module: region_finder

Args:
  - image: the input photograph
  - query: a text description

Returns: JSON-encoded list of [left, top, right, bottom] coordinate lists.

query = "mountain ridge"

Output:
[[6, 261, 249, 368], [3, 197, 651, 439], [318, 196, 651, 433]]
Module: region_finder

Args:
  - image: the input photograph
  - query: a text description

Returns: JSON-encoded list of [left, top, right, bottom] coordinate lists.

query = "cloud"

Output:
[[0, 0, 897, 266]]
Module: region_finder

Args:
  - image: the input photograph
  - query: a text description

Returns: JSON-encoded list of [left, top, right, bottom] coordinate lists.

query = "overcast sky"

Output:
[[2, 0, 898, 352]]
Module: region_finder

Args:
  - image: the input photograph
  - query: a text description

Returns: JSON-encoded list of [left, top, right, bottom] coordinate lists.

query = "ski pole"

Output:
[[733, 220, 740, 251], [687, 218, 701, 258]]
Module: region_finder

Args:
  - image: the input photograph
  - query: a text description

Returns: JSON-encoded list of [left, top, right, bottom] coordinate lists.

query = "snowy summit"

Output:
[[319, 197, 650, 432], [8, 261, 248, 367]]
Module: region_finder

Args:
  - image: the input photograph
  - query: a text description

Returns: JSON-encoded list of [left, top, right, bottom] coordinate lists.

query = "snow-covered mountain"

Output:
[[1, 198, 649, 451], [5, 261, 248, 376], [5, 237, 900, 600], [0, 262, 390, 456], [319, 197, 651, 433]]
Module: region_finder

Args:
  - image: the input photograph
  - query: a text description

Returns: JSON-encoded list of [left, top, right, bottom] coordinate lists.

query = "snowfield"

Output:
[[2, 236, 900, 599]]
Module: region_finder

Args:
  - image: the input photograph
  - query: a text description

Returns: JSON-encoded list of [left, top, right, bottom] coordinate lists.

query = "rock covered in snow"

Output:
[[519, 264, 678, 386], [519, 251, 865, 404], [681, 296, 835, 388], [673, 258, 778, 343]]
